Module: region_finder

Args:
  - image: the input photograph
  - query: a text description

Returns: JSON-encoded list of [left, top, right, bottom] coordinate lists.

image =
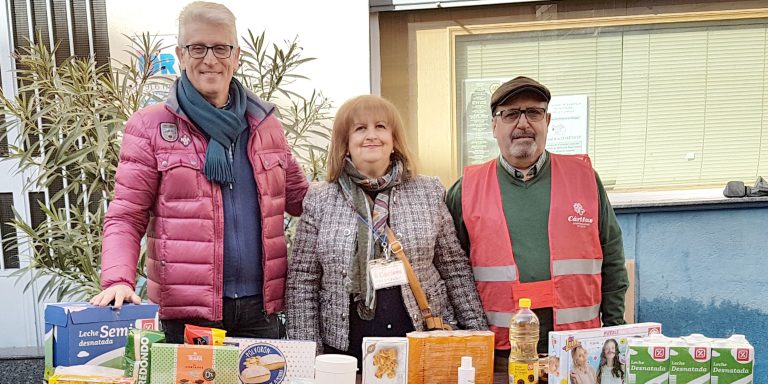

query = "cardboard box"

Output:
[[44, 302, 159, 379], [547, 322, 662, 384], [224, 338, 316, 383], [362, 337, 408, 383], [407, 330, 494, 384], [150, 343, 240, 384]]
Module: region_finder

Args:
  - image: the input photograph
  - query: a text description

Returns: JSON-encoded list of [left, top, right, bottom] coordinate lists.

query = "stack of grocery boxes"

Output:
[[44, 302, 160, 380], [42, 301, 757, 384], [44, 302, 319, 383], [627, 334, 754, 384]]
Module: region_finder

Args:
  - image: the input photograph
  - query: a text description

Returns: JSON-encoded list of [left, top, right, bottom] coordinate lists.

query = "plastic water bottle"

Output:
[[508, 298, 539, 384], [457, 356, 476, 384]]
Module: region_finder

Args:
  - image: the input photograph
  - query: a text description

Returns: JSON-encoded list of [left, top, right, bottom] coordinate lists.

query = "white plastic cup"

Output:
[[314, 354, 357, 384]]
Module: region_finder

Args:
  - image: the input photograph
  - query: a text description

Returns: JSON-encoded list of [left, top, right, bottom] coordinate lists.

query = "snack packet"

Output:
[[123, 328, 165, 384], [184, 324, 226, 345]]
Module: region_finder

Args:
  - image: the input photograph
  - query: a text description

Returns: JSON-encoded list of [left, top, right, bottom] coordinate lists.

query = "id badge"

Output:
[[368, 259, 408, 290]]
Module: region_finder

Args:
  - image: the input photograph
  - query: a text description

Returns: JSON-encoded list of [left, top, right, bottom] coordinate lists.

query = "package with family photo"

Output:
[[546, 323, 661, 384]]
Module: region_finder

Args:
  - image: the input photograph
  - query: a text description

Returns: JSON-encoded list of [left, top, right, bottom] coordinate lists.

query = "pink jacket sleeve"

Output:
[[273, 114, 308, 216], [100, 111, 159, 290], [283, 150, 308, 217]]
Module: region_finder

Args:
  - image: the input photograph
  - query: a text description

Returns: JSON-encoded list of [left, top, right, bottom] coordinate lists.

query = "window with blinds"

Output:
[[0, 64, 6, 158], [9, 0, 110, 157], [6, 0, 110, 225], [0, 193, 19, 269], [455, 20, 768, 191]]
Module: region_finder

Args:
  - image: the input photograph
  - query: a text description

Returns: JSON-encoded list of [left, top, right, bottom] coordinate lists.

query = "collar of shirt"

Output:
[[499, 151, 547, 181], [219, 96, 232, 109]]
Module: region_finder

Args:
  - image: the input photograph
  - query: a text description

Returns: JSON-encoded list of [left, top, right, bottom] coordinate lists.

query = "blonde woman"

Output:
[[571, 344, 598, 384], [286, 95, 487, 363]]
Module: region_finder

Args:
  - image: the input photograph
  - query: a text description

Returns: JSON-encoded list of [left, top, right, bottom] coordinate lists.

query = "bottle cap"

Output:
[[519, 298, 531, 308], [461, 356, 473, 368]]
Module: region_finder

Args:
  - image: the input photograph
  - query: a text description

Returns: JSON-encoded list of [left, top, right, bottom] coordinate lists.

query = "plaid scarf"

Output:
[[338, 157, 404, 320]]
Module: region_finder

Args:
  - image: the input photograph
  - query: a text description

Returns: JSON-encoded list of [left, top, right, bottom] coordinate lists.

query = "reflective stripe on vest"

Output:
[[486, 311, 513, 328], [552, 259, 602, 276], [462, 154, 603, 349], [555, 304, 601, 325], [473, 265, 518, 282], [476, 260, 600, 284], [486, 303, 600, 328]]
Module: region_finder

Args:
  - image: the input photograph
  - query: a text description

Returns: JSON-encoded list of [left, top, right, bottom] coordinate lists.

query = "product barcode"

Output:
[[670, 376, 676, 384], [712, 377, 718, 384]]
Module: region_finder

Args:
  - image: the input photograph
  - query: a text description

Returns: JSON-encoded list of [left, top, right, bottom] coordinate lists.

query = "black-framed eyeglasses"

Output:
[[493, 107, 547, 123], [183, 44, 234, 59]]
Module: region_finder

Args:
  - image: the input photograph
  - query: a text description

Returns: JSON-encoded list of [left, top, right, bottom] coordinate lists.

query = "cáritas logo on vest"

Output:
[[567, 202, 594, 228]]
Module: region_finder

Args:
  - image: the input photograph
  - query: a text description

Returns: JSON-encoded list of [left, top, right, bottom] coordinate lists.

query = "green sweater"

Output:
[[445, 154, 628, 352]]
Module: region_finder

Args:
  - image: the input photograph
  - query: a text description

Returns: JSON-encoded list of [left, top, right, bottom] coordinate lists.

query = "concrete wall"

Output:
[[615, 199, 768, 382]]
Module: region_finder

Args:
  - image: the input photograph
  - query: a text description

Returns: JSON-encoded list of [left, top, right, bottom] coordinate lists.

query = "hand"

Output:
[[570, 372, 579, 384], [89, 284, 141, 308]]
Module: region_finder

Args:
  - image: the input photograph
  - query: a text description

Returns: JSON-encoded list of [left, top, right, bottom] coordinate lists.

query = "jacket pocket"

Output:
[[156, 153, 202, 201], [318, 289, 335, 336], [257, 152, 286, 197], [425, 278, 449, 320]]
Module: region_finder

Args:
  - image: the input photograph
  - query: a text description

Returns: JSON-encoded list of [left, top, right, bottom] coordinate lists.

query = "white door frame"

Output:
[[0, 0, 45, 356]]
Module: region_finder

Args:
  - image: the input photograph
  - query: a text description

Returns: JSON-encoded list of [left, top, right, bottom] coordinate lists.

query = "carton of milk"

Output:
[[627, 334, 670, 384], [669, 334, 711, 384], [44, 302, 159, 379], [711, 335, 754, 384]]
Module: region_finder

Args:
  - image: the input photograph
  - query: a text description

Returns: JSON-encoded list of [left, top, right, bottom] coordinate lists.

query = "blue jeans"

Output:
[[161, 295, 284, 343]]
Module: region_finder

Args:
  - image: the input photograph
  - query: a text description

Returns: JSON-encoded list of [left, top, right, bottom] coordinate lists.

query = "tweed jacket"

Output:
[[286, 175, 488, 352]]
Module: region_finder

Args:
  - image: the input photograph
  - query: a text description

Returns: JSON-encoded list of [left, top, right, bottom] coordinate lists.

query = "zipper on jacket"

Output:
[[228, 144, 234, 190], [229, 138, 243, 299], [245, 126, 269, 316]]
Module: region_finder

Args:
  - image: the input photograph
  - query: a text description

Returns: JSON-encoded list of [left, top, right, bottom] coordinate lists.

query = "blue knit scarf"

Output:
[[176, 71, 249, 185]]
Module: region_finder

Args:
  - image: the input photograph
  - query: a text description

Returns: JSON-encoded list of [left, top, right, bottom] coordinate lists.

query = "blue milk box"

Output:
[[44, 302, 159, 379]]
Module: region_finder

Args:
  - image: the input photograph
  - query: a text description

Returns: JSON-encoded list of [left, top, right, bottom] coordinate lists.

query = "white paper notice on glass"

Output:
[[368, 259, 408, 290], [546, 95, 589, 155]]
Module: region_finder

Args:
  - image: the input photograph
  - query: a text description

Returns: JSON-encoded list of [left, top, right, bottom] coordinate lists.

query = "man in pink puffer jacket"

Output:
[[90, 1, 308, 342]]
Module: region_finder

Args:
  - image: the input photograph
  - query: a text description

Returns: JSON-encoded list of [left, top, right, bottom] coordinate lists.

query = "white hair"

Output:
[[178, 1, 238, 47]]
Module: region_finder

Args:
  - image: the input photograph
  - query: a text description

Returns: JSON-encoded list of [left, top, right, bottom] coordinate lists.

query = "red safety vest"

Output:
[[462, 154, 602, 349]]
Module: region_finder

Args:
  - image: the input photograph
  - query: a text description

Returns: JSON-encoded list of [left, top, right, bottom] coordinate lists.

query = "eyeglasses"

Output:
[[493, 107, 547, 123], [183, 44, 234, 59]]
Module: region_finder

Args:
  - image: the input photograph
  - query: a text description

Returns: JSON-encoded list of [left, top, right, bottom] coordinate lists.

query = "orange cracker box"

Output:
[[150, 343, 239, 384], [407, 330, 494, 384]]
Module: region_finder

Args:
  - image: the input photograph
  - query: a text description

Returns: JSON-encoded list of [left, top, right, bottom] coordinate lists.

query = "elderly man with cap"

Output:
[[445, 76, 628, 362]]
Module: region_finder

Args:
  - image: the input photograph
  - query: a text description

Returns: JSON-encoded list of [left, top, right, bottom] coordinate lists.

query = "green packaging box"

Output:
[[711, 335, 753, 384], [669, 334, 711, 384], [627, 334, 670, 384]]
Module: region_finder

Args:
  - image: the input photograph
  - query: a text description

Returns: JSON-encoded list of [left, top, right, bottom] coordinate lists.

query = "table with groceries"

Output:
[[43, 301, 755, 384]]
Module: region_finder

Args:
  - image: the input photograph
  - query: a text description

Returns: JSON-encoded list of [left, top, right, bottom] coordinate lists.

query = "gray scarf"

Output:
[[338, 157, 405, 320]]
